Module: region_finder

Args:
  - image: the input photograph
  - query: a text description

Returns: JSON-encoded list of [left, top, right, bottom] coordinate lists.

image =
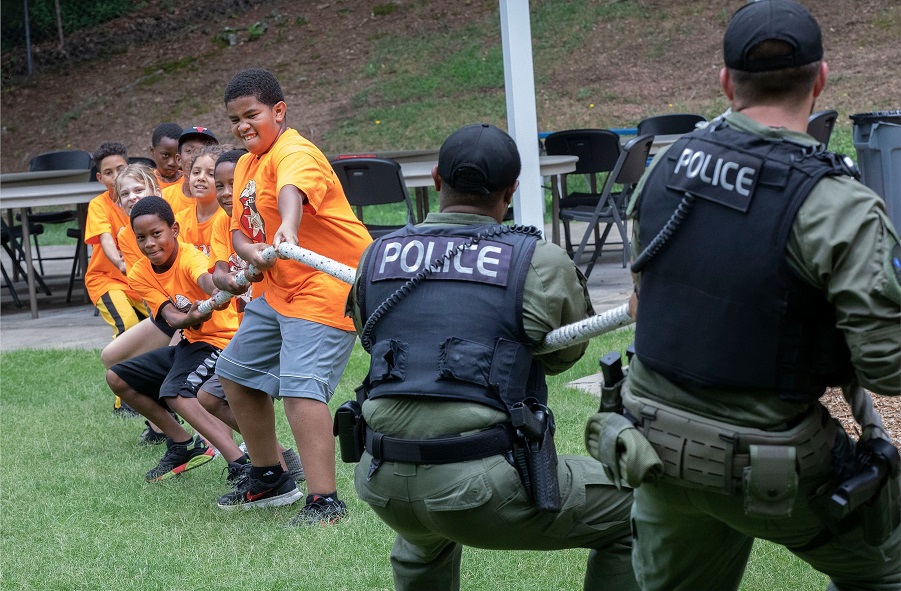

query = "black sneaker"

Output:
[[287, 494, 348, 526], [138, 421, 169, 446], [217, 472, 302, 510], [145, 436, 215, 482], [114, 402, 140, 418], [224, 460, 252, 490]]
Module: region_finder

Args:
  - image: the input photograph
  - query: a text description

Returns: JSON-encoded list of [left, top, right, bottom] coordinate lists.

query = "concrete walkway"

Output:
[[1, 227, 632, 354]]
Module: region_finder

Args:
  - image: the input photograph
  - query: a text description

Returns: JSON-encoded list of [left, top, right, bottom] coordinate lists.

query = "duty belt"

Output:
[[365, 424, 514, 464], [623, 391, 836, 494]]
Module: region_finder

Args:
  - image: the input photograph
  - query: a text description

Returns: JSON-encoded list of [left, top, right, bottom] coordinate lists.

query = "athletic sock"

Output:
[[308, 491, 338, 504], [174, 437, 193, 446], [252, 464, 284, 484], [235, 453, 250, 464]]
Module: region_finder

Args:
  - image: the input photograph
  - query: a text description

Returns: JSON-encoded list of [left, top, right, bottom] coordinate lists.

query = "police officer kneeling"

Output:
[[623, 1, 901, 590], [345, 123, 637, 591]]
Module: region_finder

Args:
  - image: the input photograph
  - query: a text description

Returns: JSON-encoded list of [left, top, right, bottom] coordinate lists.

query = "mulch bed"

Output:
[[822, 387, 900, 449]]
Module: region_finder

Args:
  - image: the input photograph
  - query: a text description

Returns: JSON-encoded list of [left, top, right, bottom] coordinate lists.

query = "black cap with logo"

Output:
[[723, 0, 823, 72], [178, 126, 218, 148], [437, 123, 521, 195]]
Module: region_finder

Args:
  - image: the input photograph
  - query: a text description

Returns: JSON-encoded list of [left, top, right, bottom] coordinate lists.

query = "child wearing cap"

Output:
[[83, 142, 147, 415], [161, 126, 218, 214], [149, 122, 183, 190], [213, 68, 371, 523]]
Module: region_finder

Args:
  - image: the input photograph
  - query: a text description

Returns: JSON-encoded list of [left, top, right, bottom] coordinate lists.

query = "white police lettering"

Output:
[[674, 149, 755, 197], [373, 236, 512, 286], [669, 139, 763, 212]]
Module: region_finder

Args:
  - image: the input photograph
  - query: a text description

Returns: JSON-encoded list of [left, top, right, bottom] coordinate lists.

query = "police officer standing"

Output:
[[622, 1, 901, 589], [347, 123, 637, 591]]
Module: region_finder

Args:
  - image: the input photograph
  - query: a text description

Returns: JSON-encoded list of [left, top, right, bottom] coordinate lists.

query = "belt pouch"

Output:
[[743, 445, 798, 518]]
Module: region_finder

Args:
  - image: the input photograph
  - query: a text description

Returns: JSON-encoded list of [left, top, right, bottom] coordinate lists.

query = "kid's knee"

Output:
[[105, 369, 127, 393]]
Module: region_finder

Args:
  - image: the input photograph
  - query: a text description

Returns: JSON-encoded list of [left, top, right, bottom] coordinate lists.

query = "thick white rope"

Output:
[[197, 244, 356, 315], [198, 245, 885, 438]]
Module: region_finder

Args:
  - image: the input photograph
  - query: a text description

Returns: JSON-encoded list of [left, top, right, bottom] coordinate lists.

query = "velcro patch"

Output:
[[372, 236, 512, 286], [667, 139, 764, 212]]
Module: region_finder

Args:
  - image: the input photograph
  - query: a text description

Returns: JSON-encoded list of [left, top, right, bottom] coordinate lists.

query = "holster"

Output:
[[333, 400, 365, 463], [510, 398, 561, 512]]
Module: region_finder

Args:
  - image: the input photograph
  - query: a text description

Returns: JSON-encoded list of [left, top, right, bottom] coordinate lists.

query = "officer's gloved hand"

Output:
[[585, 412, 663, 490]]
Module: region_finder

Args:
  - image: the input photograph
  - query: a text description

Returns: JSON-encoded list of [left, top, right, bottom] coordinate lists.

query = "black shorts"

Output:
[[110, 339, 220, 401]]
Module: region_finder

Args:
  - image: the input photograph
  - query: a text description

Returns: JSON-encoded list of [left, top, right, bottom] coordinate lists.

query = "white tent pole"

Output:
[[499, 0, 544, 236]]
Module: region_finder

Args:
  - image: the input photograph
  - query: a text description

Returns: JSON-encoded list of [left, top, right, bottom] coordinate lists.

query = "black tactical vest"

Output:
[[357, 224, 546, 412], [635, 122, 854, 402]]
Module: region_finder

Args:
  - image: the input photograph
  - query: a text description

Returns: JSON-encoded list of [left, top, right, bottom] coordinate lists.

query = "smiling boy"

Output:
[[213, 68, 371, 524], [106, 195, 246, 483]]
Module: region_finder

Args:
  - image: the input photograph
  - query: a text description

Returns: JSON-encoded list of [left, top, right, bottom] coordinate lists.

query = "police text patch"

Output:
[[667, 139, 763, 212], [372, 236, 512, 286]]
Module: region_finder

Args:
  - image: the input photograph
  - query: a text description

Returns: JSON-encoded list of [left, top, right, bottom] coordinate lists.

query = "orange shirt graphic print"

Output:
[[239, 179, 266, 242]]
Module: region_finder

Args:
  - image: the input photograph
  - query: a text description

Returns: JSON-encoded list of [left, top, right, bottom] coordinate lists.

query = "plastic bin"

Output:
[[851, 110, 901, 232]]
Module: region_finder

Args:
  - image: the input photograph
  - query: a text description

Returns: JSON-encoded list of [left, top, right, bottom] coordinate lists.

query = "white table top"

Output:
[[399, 154, 579, 188], [0, 169, 92, 188], [0, 181, 102, 210]]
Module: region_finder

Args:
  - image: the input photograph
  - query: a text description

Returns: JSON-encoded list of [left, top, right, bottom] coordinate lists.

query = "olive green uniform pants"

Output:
[[631, 468, 901, 590], [355, 451, 637, 591]]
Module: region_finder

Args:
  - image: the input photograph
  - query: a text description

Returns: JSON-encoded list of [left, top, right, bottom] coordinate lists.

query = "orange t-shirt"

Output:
[[155, 170, 182, 191], [162, 182, 194, 214], [176, 205, 223, 256], [83, 190, 139, 304], [209, 210, 253, 312], [231, 128, 371, 329], [127, 244, 238, 350], [117, 224, 142, 272]]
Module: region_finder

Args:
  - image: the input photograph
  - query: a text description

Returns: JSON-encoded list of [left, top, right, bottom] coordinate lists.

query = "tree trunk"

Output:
[[55, 0, 65, 53]]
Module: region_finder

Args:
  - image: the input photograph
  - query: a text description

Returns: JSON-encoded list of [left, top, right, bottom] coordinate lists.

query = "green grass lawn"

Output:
[[0, 331, 827, 590]]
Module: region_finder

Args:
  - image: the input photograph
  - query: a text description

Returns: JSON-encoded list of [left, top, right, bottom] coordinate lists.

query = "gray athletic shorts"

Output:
[[215, 295, 355, 403], [200, 374, 226, 400]]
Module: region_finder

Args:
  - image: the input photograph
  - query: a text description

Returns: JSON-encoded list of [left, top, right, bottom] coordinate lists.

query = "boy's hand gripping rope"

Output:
[[197, 244, 632, 350], [196, 244, 356, 315]]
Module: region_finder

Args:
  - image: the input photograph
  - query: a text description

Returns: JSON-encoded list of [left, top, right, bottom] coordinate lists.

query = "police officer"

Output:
[[347, 123, 638, 591], [622, 1, 901, 589]]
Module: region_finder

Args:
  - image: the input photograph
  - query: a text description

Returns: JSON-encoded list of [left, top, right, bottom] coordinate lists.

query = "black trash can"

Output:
[[851, 110, 901, 232]]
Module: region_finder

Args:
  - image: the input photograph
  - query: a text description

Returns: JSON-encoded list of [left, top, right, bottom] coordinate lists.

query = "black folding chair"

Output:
[[807, 109, 838, 148], [1, 221, 53, 305], [330, 157, 416, 239], [559, 135, 654, 275], [637, 113, 707, 136], [129, 156, 157, 169], [544, 129, 622, 256]]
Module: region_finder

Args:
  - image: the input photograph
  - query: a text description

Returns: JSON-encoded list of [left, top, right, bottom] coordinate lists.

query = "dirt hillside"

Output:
[[1, 0, 899, 170]]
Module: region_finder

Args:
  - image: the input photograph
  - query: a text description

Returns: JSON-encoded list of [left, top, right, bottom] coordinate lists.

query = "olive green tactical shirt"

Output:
[[627, 111, 901, 429], [348, 212, 594, 438]]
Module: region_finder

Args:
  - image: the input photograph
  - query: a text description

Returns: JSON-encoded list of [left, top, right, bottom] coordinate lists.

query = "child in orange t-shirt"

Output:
[[83, 142, 147, 415], [214, 68, 371, 522], [101, 164, 179, 366], [161, 126, 218, 214], [175, 144, 230, 255], [106, 196, 246, 484], [149, 122, 183, 190], [199, 148, 305, 487]]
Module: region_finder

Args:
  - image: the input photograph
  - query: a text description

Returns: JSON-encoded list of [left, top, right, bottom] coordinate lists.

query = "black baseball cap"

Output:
[[178, 126, 218, 148], [723, 0, 823, 72], [437, 123, 521, 195]]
